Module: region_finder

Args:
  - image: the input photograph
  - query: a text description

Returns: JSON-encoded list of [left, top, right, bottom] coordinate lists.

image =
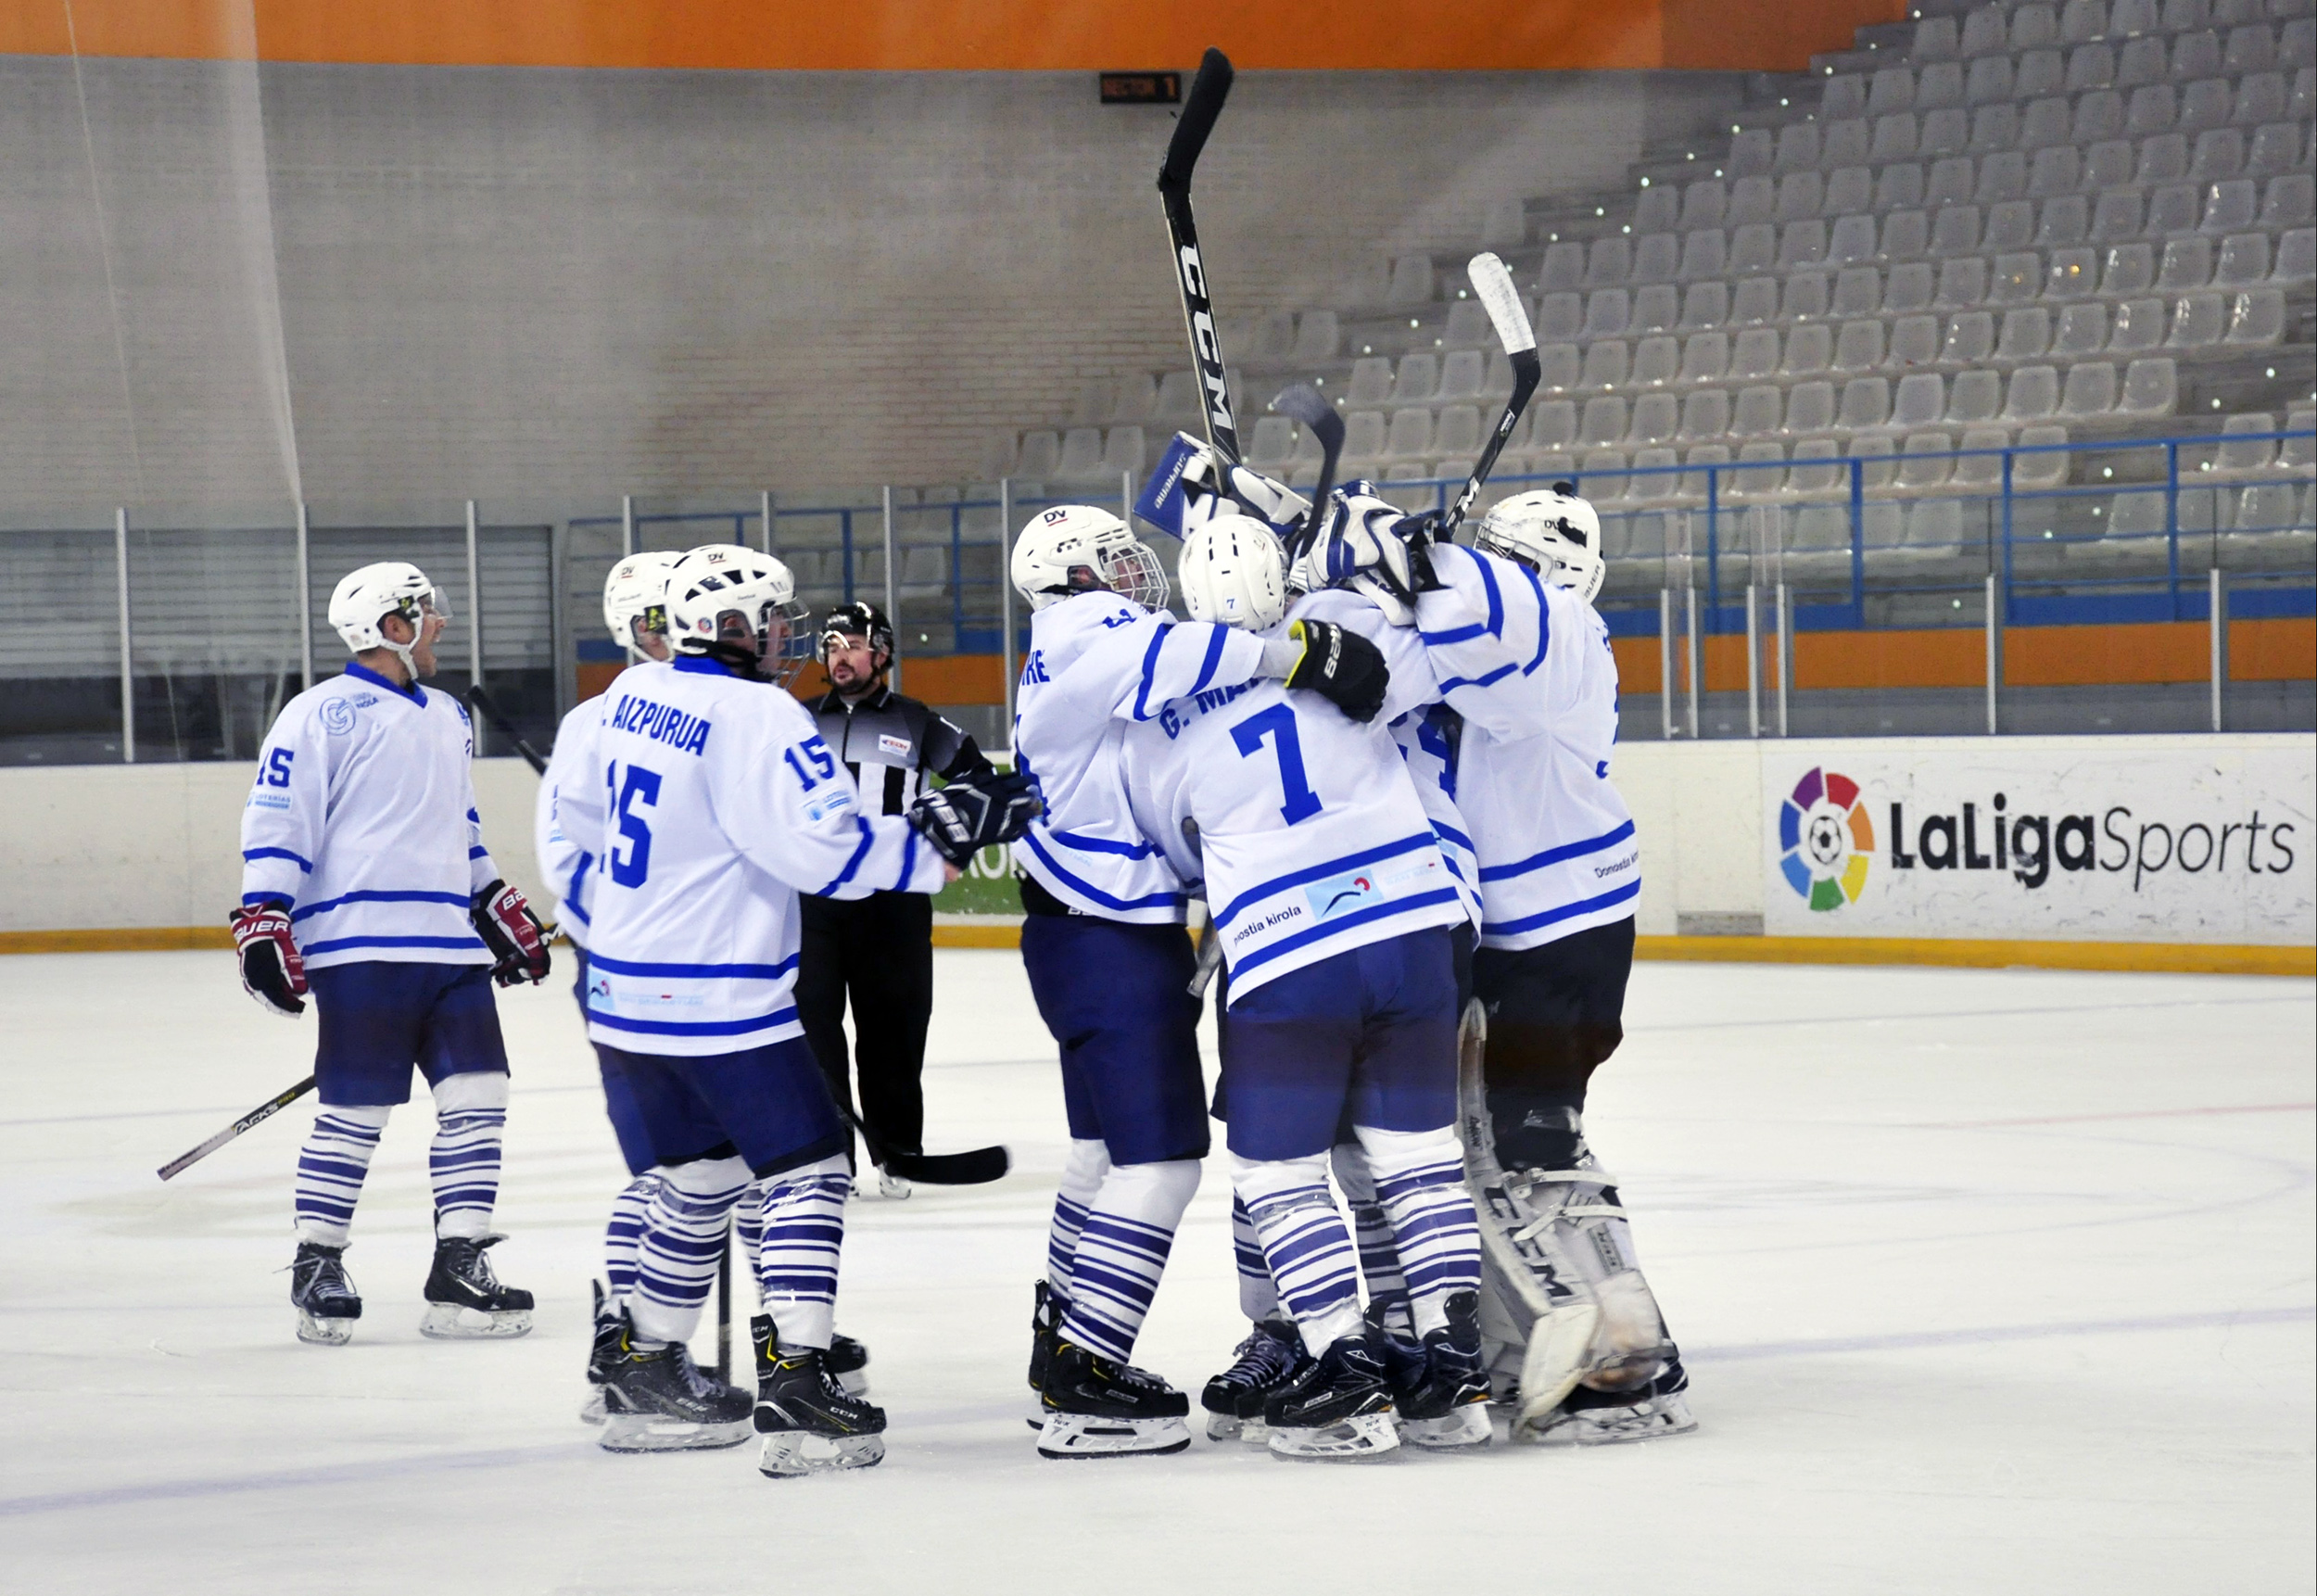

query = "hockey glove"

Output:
[[229, 902, 308, 1019], [471, 880, 552, 988], [1290, 494, 1440, 627], [1283, 617, 1390, 724], [907, 769, 1041, 868]]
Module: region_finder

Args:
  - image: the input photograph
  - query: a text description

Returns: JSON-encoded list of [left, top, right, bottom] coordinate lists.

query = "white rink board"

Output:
[[1763, 735, 2317, 944], [1, 948, 2311, 1595]]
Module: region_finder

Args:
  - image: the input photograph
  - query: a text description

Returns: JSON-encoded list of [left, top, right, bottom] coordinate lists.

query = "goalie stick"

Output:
[[157, 1075, 316, 1181], [462, 684, 548, 775], [1271, 383, 1346, 563], [1158, 47, 1243, 467], [1438, 251, 1541, 536]]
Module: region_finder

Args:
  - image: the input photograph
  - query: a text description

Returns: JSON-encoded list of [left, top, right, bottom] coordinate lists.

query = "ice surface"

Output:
[[2, 951, 2310, 1595]]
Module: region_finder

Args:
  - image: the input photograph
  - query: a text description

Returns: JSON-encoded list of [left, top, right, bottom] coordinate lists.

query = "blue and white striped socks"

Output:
[[1357, 1125, 1481, 1338], [603, 1172, 663, 1302], [427, 1072, 509, 1240], [755, 1154, 852, 1352], [1231, 1153, 1364, 1353], [1231, 1194, 1283, 1322], [294, 1105, 390, 1247], [1057, 1159, 1200, 1364], [627, 1155, 749, 1347], [1045, 1137, 1108, 1303], [1331, 1141, 1414, 1337]]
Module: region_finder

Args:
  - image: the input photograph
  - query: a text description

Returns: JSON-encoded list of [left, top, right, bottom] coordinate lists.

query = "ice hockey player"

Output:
[[236, 562, 551, 1347], [1007, 501, 1388, 1460], [798, 600, 1000, 1200], [1121, 513, 1491, 1462], [1330, 484, 1695, 1445], [559, 544, 1032, 1472]]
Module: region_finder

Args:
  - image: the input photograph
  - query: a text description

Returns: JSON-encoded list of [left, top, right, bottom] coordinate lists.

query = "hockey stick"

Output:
[[1271, 383, 1346, 563], [715, 1222, 734, 1381], [848, 1096, 1010, 1187], [1438, 252, 1542, 537], [1158, 47, 1243, 466], [157, 1075, 316, 1181], [462, 684, 548, 775]]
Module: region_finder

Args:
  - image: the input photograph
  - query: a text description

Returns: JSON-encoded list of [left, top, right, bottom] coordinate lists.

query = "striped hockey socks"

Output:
[[602, 1172, 663, 1302], [428, 1072, 509, 1240], [755, 1154, 852, 1352], [1230, 1152, 1363, 1353], [1357, 1124, 1482, 1338], [1045, 1137, 1108, 1303], [1332, 1141, 1414, 1337], [627, 1155, 749, 1347], [294, 1104, 390, 1247], [1057, 1159, 1200, 1363]]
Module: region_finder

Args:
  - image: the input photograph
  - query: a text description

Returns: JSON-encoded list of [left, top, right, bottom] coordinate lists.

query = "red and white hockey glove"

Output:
[[229, 902, 308, 1019], [471, 880, 552, 988]]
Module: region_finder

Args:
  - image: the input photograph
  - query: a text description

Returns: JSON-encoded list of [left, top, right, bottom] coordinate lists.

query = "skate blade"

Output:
[[758, 1431, 885, 1476], [1035, 1412, 1191, 1460], [1518, 1392, 1698, 1448], [1267, 1412, 1400, 1462], [1513, 1303, 1601, 1430], [577, 1386, 607, 1425], [295, 1311, 355, 1347], [420, 1303, 533, 1339], [598, 1413, 753, 1453], [1401, 1403, 1493, 1450], [1205, 1410, 1271, 1443]]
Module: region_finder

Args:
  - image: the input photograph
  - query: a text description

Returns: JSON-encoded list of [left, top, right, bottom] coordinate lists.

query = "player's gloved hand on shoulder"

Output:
[[471, 879, 552, 988], [1280, 617, 1390, 723], [908, 768, 1041, 868], [229, 901, 307, 1019], [1290, 493, 1440, 626]]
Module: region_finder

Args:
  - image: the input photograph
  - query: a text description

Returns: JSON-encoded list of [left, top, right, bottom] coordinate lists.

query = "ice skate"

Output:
[[753, 1314, 888, 1476], [419, 1234, 534, 1337], [289, 1240, 361, 1346], [597, 1315, 754, 1453], [1265, 1335, 1399, 1462], [1396, 1290, 1493, 1450], [1199, 1318, 1307, 1444], [1519, 1355, 1696, 1447], [579, 1279, 620, 1423], [826, 1329, 871, 1397], [1035, 1341, 1191, 1459], [1024, 1279, 1065, 1429], [872, 1168, 911, 1201]]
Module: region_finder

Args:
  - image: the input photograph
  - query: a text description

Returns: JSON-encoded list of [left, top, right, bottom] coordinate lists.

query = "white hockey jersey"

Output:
[[239, 662, 497, 971], [1415, 542, 1640, 951], [1121, 589, 1473, 1002], [560, 656, 948, 1057], [535, 694, 608, 950], [1008, 592, 1272, 925]]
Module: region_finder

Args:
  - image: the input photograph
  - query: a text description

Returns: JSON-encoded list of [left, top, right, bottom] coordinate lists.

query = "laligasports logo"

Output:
[[1779, 766, 1873, 911]]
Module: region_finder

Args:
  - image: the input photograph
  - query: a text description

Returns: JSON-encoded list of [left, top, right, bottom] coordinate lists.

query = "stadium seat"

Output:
[[1730, 326, 1780, 382], [1679, 331, 1732, 385], [2061, 361, 2121, 415]]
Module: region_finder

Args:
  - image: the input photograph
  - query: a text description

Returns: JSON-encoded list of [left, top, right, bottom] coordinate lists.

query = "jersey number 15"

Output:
[[608, 763, 662, 888]]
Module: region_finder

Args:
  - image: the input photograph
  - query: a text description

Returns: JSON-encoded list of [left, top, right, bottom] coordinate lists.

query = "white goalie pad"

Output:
[[1456, 998, 1671, 1430]]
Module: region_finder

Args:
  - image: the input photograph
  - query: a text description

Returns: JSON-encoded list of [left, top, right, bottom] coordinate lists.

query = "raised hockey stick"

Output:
[[1271, 383, 1347, 563], [157, 1074, 316, 1181], [1438, 251, 1542, 537], [1158, 47, 1243, 466], [462, 684, 548, 775]]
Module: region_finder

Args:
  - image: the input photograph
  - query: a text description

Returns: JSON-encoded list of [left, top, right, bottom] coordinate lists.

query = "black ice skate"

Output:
[[1264, 1334, 1399, 1462], [1198, 1318, 1309, 1444], [419, 1234, 534, 1339], [826, 1329, 872, 1396], [1036, 1341, 1191, 1460], [1024, 1278, 1066, 1429], [579, 1279, 621, 1423], [597, 1315, 754, 1453], [289, 1240, 361, 1346], [1520, 1351, 1697, 1447], [753, 1314, 888, 1476], [1396, 1290, 1494, 1450]]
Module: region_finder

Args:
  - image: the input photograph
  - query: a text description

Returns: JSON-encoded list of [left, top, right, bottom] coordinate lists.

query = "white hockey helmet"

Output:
[[1178, 514, 1289, 632], [664, 543, 809, 679], [601, 551, 683, 660], [329, 561, 449, 673], [1009, 503, 1170, 613], [1476, 484, 1606, 603]]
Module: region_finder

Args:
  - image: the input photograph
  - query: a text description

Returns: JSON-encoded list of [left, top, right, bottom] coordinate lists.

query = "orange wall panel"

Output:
[[6, 0, 1901, 70], [1795, 627, 1986, 691], [2229, 617, 2317, 683], [1612, 636, 1662, 695], [2004, 621, 2208, 687]]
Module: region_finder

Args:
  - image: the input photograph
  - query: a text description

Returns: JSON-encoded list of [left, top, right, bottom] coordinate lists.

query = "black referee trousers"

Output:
[[795, 890, 934, 1167]]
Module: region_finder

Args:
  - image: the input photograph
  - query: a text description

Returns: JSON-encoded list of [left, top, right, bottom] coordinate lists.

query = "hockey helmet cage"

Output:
[[665, 543, 810, 678], [815, 601, 896, 668], [1009, 503, 1170, 614], [601, 551, 684, 659], [1476, 486, 1606, 604]]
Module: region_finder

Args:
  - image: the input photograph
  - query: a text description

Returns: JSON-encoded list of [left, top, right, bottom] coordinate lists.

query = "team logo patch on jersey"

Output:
[[878, 733, 912, 757], [1779, 766, 1873, 911], [321, 698, 357, 735], [1301, 855, 1441, 922]]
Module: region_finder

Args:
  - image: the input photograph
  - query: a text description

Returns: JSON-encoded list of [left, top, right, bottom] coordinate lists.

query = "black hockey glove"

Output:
[[471, 880, 552, 988], [908, 769, 1041, 868], [1284, 617, 1389, 724]]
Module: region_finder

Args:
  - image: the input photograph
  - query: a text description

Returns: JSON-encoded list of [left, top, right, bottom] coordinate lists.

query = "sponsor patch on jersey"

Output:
[[246, 792, 291, 811], [1302, 855, 1441, 922], [803, 790, 855, 824], [878, 733, 912, 757], [320, 698, 357, 735], [350, 693, 378, 708]]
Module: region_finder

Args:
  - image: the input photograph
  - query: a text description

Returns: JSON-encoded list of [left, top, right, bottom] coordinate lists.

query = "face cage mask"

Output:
[[1102, 539, 1171, 614], [379, 589, 449, 675]]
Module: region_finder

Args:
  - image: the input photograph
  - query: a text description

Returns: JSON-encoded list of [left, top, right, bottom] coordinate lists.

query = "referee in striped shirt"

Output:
[[797, 602, 996, 1198]]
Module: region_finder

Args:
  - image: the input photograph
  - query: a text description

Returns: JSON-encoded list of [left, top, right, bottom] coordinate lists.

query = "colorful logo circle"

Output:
[[1779, 767, 1873, 912]]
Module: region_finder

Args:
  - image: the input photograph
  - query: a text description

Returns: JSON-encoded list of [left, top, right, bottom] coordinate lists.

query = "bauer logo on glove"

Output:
[[229, 901, 308, 1018], [907, 768, 1041, 868], [470, 879, 552, 987]]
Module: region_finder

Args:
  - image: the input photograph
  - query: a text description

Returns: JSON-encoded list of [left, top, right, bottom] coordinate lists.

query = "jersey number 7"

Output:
[[1231, 704, 1323, 827]]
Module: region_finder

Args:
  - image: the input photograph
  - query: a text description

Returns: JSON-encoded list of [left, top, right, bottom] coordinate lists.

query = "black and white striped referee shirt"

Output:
[[808, 684, 994, 816]]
